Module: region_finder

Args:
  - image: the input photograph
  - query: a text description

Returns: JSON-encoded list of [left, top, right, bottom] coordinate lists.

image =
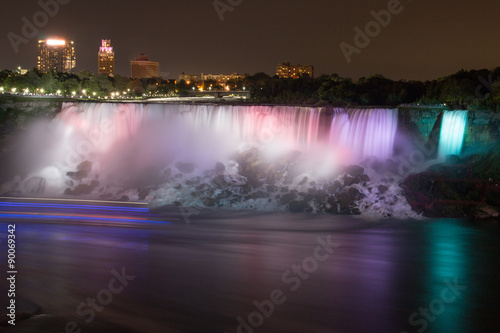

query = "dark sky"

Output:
[[1, 0, 499, 81]]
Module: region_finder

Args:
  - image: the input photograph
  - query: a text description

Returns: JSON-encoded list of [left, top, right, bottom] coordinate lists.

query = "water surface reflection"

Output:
[[0, 213, 498, 333]]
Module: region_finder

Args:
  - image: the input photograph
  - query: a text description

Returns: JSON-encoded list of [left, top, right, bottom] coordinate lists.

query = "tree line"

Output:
[[1, 67, 499, 110], [245, 68, 500, 110]]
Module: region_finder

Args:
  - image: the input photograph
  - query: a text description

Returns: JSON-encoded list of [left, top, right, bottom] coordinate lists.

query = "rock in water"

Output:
[[345, 165, 364, 177], [280, 193, 297, 205], [215, 162, 226, 174], [472, 205, 500, 219], [359, 174, 370, 182], [212, 175, 230, 189], [343, 175, 361, 186], [378, 185, 389, 194], [23, 177, 46, 194], [203, 198, 216, 207], [247, 190, 269, 200], [77, 160, 92, 173], [175, 162, 196, 174], [336, 188, 365, 215], [138, 188, 151, 200], [298, 176, 309, 186], [71, 184, 94, 195], [326, 181, 342, 194], [66, 161, 92, 180], [289, 200, 311, 213]]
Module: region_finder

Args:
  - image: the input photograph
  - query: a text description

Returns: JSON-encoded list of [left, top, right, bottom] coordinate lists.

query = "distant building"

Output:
[[16, 67, 28, 75], [98, 39, 115, 76], [130, 54, 159, 79], [178, 73, 199, 84], [200, 72, 245, 84], [37, 38, 76, 73], [276, 61, 314, 79]]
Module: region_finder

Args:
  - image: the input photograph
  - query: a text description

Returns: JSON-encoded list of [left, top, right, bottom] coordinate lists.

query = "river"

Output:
[[1, 209, 498, 333]]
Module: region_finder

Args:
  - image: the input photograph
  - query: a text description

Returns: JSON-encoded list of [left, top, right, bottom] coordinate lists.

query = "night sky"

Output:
[[1, 0, 499, 81]]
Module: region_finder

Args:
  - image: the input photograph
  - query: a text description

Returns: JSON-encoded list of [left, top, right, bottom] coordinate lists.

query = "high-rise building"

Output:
[[98, 39, 115, 76], [276, 61, 314, 79], [130, 54, 159, 79], [37, 38, 76, 73]]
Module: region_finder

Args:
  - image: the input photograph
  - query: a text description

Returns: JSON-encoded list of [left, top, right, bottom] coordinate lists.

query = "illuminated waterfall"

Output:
[[438, 111, 468, 158], [329, 108, 399, 163], [52, 103, 323, 171], [56, 104, 399, 169], [9, 103, 403, 195]]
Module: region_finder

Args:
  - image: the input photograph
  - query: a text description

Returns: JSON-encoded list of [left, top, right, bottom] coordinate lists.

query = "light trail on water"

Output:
[[0, 198, 169, 225]]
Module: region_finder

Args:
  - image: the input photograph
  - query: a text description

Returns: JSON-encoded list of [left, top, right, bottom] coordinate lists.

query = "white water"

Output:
[[438, 110, 468, 158], [328, 108, 398, 164], [48, 104, 400, 180], [2, 103, 419, 217], [52, 103, 324, 173]]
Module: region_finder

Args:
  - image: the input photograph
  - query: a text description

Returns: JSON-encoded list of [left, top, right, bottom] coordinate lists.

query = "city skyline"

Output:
[[1, 0, 500, 81]]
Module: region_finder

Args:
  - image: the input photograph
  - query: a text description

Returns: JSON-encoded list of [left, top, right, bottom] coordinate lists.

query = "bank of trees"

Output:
[[0, 69, 177, 98], [1, 67, 499, 110], [243, 68, 500, 110]]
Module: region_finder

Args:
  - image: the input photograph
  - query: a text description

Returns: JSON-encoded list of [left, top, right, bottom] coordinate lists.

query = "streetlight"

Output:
[[56, 90, 61, 95], [82, 89, 86, 95], [72, 91, 76, 96], [40, 88, 44, 94], [11, 88, 16, 93], [0, 87, 4, 92]]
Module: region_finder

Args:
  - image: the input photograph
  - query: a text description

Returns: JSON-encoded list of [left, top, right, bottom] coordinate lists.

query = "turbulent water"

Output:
[[0, 103, 470, 218], [438, 110, 468, 158], [329, 108, 398, 163]]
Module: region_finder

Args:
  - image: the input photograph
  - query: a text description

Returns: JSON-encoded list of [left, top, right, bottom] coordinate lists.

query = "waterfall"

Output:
[[1, 103, 420, 216], [438, 111, 468, 158], [55, 104, 398, 170], [5, 103, 403, 196], [51, 103, 323, 172], [328, 108, 398, 164]]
